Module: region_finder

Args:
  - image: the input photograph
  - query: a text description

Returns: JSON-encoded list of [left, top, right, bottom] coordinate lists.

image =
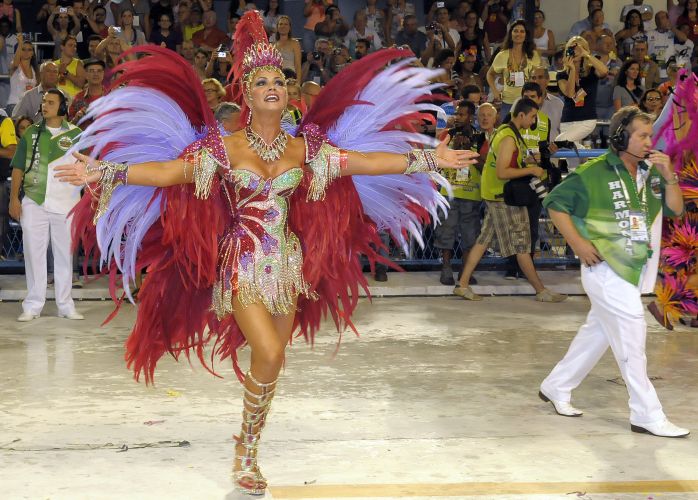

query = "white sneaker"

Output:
[[539, 390, 583, 417], [17, 311, 40, 322], [631, 419, 690, 438], [58, 310, 84, 320]]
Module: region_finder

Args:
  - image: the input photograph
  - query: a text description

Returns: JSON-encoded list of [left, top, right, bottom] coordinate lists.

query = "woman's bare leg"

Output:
[[230, 295, 298, 494]]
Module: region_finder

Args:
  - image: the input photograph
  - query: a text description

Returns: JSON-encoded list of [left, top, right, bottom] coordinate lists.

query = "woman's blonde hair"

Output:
[[565, 36, 592, 76], [202, 78, 226, 99]]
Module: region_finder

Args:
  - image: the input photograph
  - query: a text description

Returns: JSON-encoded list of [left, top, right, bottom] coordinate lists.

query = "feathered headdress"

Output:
[[230, 11, 284, 122]]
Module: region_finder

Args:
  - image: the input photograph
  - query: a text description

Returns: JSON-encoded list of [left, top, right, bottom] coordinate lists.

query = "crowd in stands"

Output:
[[0, 0, 695, 289]]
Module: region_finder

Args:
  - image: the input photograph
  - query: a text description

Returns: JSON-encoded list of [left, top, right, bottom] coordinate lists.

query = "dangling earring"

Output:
[[247, 107, 252, 126]]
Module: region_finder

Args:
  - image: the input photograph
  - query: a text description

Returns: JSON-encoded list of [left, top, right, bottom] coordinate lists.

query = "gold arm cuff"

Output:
[[404, 149, 439, 174], [93, 161, 128, 223], [306, 142, 342, 201]]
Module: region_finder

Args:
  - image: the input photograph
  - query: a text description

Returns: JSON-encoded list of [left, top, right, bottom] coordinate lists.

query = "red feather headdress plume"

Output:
[[229, 11, 284, 123]]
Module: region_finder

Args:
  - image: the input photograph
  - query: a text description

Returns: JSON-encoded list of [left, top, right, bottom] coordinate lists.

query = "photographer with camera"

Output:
[[481, 0, 510, 46], [454, 97, 567, 302], [313, 5, 349, 47], [503, 82, 555, 279], [301, 38, 330, 85]]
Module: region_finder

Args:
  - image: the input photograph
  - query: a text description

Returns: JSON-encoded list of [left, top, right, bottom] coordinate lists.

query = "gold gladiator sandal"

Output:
[[233, 372, 277, 496]]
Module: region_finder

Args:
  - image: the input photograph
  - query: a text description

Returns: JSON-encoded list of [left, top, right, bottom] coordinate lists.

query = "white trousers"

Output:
[[20, 198, 75, 315], [555, 119, 597, 143], [541, 262, 665, 425]]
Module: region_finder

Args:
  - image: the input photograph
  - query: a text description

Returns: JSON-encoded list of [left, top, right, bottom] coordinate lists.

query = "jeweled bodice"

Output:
[[212, 167, 310, 317]]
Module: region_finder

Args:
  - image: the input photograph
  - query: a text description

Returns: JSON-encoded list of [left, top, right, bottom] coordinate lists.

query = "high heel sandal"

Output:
[[233, 372, 277, 496]]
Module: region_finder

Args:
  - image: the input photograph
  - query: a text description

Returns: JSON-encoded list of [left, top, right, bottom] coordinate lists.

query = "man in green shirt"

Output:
[[8, 89, 84, 322], [539, 107, 688, 438], [454, 97, 567, 303]]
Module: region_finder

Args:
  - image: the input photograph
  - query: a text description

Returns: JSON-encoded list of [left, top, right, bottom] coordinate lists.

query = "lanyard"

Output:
[[613, 164, 651, 256]]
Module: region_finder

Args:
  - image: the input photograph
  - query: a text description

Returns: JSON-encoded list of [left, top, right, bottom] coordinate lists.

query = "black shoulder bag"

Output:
[[502, 124, 537, 207]]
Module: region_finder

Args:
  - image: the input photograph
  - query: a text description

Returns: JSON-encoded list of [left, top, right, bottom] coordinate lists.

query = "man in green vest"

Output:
[[8, 89, 84, 322], [539, 107, 688, 437], [504, 82, 553, 280], [454, 97, 567, 302]]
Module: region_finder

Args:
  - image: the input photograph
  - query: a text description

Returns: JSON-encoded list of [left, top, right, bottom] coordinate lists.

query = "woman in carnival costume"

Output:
[[647, 70, 698, 330], [55, 11, 477, 496]]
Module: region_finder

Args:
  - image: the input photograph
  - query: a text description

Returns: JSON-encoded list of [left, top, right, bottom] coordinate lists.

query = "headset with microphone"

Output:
[[609, 108, 654, 167]]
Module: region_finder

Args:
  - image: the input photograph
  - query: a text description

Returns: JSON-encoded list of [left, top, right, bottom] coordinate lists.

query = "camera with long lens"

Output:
[[529, 177, 548, 199]]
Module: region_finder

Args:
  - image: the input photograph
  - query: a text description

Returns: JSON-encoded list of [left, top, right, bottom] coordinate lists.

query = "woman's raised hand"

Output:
[[54, 152, 102, 186], [435, 136, 479, 169]]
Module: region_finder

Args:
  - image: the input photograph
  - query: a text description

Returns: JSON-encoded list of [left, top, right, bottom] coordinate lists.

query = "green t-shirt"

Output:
[[11, 121, 82, 206], [543, 151, 679, 286], [480, 124, 525, 201], [520, 110, 550, 181]]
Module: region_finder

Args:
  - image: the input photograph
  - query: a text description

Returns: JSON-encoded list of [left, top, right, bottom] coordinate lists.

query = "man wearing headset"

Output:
[[538, 106, 687, 437], [8, 89, 84, 322]]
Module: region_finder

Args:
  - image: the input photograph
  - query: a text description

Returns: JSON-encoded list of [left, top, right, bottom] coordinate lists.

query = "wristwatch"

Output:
[[665, 173, 679, 185]]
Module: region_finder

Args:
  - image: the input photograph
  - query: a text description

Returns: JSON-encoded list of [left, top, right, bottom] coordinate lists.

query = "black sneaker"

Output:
[[504, 269, 519, 280], [440, 268, 455, 286], [374, 268, 388, 282]]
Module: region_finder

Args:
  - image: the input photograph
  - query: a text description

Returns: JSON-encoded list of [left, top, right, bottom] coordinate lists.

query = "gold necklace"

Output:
[[245, 126, 288, 163]]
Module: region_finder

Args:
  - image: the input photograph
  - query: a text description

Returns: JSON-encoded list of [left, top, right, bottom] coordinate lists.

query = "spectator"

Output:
[[532, 10, 555, 61], [433, 49, 458, 102], [192, 10, 228, 52], [85, 5, 109, 40], [12, 115, 31, 137], [674, 23, 695, 67], [72, 0, 94, 59], [0, 16, 17, 105], [433, 6, 460, 51], [648, 10, 688, 79], [202, 78, 225, 112], [204, 49, 232, 84], [345, 9, 382, 57], [149, 12, 182, 52], [68, 58, 106, 125], [301, 80, 321, 110], [85, 35, 102, 61], [569, 0, 609, 37], [587, 8, 614, 46], [621, 0, 655, 30], [658, 62, 679, 100], [394, 14, 426, 58], [435, 100, 481, 286], [449, 0, 471, 33], [481, 0, 510, 45], [7, 36, 37, 116], [115, 8, 146, 47], [214, 101, 241, 134], [175, 1, 191, 30], [47, 6, 82, 59], [285, 79, 303, 124], [457, 53, 484, 91], [529, 66, 563, 139], [273, 16, 302, 79], [37, 1, 58, 41], [677, 0, 698, 43], [385, 0, 415, 46], [462, 84, 482, 106], [303, 0, 331, 54], [613, 59, 643, 110], [363, 0, 385, 44], [55, 35, 86, 99], [354, 38, 370, 59], [323, 44, 350, 81], [0, 0, 20, 33], [145, 0, 174, 41], [459, 9, 491, 69], [179, 39, 195, 65], [192, 48, 208, 80], [8, 89, 85, 322], [616, 9, 646, 59], [95, 26, 131, 70], [639, 87, 663, 116], [454, 97, 567, 302], [313, 5, 349, 48], [487, 20, 542, 119], [0, 105, 16, 267], [264, 0, 281, 39], [556, 36, 608, 143], [184, 5, 204, 42], [301, 38, 329, 84], [631, 39, 660, 89], [12, 62, 59, 123], [113, 0, 150, 33], [595, 34, 623, 120]]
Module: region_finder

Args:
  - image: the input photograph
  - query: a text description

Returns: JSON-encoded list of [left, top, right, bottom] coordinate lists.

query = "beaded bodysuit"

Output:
[[210, 136, 342, 318]]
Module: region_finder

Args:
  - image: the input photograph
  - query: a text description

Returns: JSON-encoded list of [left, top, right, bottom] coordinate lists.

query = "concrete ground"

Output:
[[1, 292, 697, 500]]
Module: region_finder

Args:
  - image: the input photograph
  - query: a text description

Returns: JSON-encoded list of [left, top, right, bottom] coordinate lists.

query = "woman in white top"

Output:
[[264, 0, 281, 39], [273, 15, 302, 78], [532, 9, 555, 61], [6, 36, 37, 115]]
